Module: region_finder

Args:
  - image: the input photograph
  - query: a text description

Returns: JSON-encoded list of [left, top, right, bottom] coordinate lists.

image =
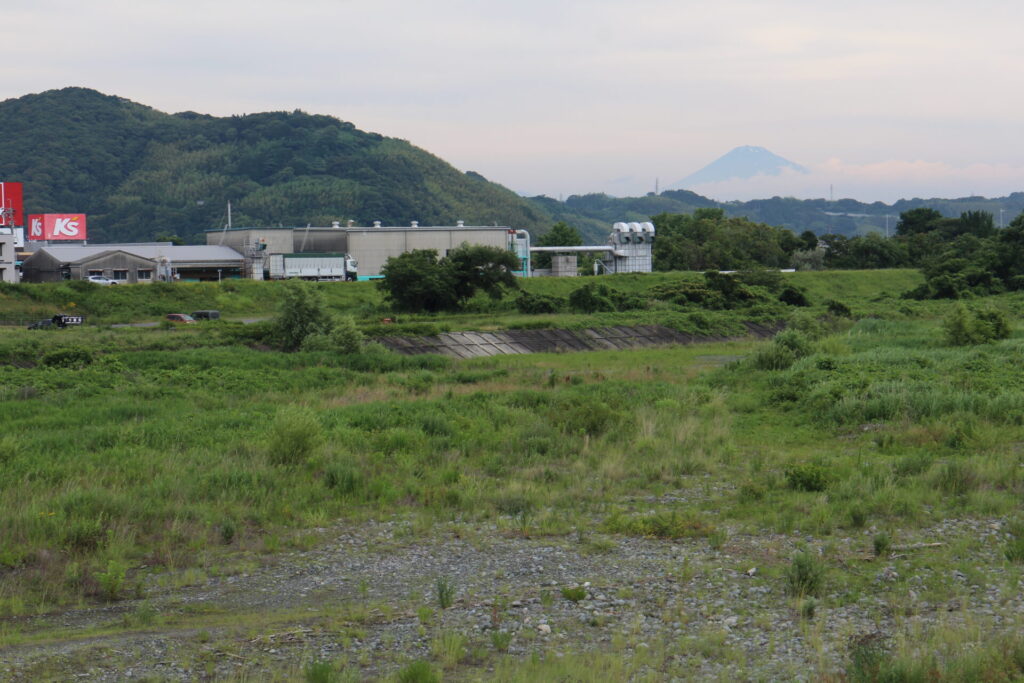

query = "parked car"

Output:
[[191, 310, 220, 320], [165, 313, 196, 324], [86, 275, 118, 286], [26, 314, 83, 330]]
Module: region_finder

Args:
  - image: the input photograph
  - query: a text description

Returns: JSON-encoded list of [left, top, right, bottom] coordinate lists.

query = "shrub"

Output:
[[267, 406, 323, 466], [773, 329, 813, 357], [785, 463, 830, 492], [942, 304, 1011, 346], [275, 280, 333, 351], [568, 282, 617, 313], [751, 343, 796, 371], [302, 315, 364, 353], [40, 346, 94, 368], [779, 286, 810, 307], [735, 269, 785, 292], [785, 551, 826, 597], [826, 299, 853, 318], [515, 291, 563, 314]]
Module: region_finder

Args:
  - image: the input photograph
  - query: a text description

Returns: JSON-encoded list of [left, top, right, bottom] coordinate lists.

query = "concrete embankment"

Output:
[[377, 322, 780, 359]]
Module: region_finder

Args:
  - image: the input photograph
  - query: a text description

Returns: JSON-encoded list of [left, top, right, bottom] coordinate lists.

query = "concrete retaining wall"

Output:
[[377, 322, 780, 359]]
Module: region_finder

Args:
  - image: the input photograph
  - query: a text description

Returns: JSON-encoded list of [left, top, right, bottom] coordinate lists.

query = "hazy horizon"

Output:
[[3, 1, 1022, 204]]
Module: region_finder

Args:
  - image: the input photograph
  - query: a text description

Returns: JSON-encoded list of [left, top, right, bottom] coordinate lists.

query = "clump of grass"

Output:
[[873, 533, 891, 558], [560, 586, 587, 603], [785, 463, 830, 492], [601, 510, 714, 539], [491, 630, 513, 653], [303, 659, 339, 683], [267, 405, 323, 466], [96, 560, 127, 601], [1004, 521, 1024, 563], [431, 630, 467, 669], [435, 576, 456, 610], [784, 551, 826, 597], [396, 660, 439, 683], [934, 460, 978, 496]]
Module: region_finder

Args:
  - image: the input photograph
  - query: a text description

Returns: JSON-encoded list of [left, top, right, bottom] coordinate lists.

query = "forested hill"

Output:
[[0, 88, 551, 243], [529, 191, 1024, 244]]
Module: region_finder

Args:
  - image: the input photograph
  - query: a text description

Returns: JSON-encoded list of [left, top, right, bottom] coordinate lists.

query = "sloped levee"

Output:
[[377, 322, 780, 359]]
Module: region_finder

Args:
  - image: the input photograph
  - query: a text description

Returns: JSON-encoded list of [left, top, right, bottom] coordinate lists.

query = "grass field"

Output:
[[2, 269, 1023, 680]]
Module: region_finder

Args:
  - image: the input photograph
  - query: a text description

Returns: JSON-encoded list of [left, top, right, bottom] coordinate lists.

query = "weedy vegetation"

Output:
[[1, 268, 1023, 680]]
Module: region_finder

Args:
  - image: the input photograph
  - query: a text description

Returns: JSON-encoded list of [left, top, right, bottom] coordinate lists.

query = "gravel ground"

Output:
[[2, 515, 1020, 681]]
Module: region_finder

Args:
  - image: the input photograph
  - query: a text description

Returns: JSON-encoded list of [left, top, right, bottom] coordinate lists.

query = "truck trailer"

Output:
[[268, 253, 358, 281]]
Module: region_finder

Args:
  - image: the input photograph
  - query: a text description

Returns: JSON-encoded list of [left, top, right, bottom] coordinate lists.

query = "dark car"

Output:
[[191, 310, 220, 320], [27, 314, 84, 330]]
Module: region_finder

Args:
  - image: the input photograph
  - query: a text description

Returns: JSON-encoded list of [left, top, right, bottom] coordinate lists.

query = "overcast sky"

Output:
[[3, 0, 1023, 202]]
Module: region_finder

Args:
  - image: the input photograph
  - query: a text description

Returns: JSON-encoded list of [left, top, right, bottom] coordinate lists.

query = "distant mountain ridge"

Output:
[[676, 145, 809, 188], [0, 87, 551, 243]]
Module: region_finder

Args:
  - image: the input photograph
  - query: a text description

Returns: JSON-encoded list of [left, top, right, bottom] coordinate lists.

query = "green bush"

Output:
[[942, 304, 1011, 346], [267, 406, 323, 466], [302, 315, 364, 353], [784, 551, 826, 597], [40, 346, 94, 368], [826, 299, 853, 318], [568, 282, 617, 313], [778, 285, 810, 307], [274, 280, 333, 351], [515, 291, 564, 314], [785, 463, 830, 492]]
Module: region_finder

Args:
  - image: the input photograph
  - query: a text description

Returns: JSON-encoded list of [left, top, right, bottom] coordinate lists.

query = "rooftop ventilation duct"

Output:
[[373, 221, 381, 228]]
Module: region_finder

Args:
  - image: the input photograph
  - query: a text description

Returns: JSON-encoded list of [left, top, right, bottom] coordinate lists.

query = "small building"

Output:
[[0, 228, 17, 283], [20, 244, 244, 283], [206, 223, 514, 278]]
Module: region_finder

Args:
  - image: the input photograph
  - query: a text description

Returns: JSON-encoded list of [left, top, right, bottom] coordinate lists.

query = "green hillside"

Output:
[[530, 191, 1024, 243], [0, 88, 552, 243]]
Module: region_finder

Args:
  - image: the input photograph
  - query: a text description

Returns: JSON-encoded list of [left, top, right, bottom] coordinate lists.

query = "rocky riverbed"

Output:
[[2, 515, 1020, 681]]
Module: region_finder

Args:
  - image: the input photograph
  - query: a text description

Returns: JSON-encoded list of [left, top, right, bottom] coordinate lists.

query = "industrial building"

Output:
[[529, 222, 655, 276], [206, 222, 516, 279], [20, 244, 244, 283]]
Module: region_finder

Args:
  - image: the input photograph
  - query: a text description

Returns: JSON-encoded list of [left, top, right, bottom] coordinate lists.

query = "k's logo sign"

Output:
[[30, 214, 88, 241], [53, 217, 81, 237]]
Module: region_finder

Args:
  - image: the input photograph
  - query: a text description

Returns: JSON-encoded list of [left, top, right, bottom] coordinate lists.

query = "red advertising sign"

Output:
[[27, 214, 87, 241], [0, 182, 24, 226]]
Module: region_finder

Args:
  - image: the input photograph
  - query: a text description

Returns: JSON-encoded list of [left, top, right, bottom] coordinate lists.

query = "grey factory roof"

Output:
[[204, 225, 510, 233], [32, 244, 243, 263]]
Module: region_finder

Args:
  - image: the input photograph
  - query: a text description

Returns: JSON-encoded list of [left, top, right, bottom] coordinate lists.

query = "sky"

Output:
[[3, 0, 1023, 203]]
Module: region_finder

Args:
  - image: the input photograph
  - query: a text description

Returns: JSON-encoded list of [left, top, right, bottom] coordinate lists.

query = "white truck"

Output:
[[268, 253, 358, 281]]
